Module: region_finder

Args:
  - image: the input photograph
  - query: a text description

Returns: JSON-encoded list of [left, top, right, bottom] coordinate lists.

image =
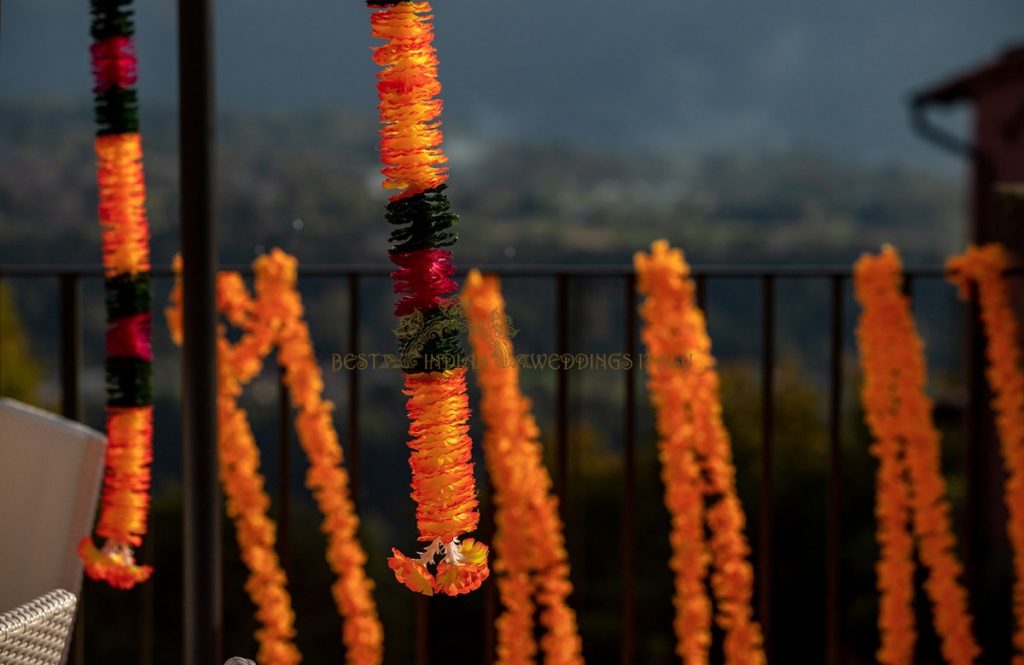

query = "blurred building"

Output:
[[914, 43, 1024, 662]]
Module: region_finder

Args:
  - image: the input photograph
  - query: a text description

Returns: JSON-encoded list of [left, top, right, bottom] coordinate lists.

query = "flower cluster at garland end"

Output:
[[634, 240, 765, 665], [79, 0, 154, 590], [947, 244, 1024, 665], [368, 0, 489, 595], [854, 245, 980, 665], [167, 250, 383, 665], [462, 270, 584, 664]]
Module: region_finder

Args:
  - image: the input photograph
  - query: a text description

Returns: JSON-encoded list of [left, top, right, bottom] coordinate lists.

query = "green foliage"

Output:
[[0, 283, 42, 404]]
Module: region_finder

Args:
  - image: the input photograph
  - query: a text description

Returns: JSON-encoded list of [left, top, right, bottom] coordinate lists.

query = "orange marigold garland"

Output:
[[948, 244, 1024, 665], [79, 0, 155, 589], [169, 260, 298, 664], [367, 0, 489, 595], [462, 270, 584, 665], [168, 250, 383, 664], [854, 248, 918, 665], [634, 240, 764, 665], [259, 252, 383, 662], [854, 245, 980, 665]]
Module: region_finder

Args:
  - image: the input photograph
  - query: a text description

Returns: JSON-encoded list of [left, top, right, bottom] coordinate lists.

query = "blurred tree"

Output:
[[0, 282, 42, 404]]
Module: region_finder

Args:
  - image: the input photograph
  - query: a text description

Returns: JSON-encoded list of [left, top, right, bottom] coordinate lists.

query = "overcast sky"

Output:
[[2, 0, 1022, 168]]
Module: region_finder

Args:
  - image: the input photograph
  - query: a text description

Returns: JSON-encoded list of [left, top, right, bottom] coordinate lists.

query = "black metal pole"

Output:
[[825, 275, 843, 665], [620, 274, 637, 665], [555, 274, 570, 511], [178, 0, 221, 659], [347, 273, 361, 501], [759, 274, 774, 661], [59, 275, 82, 421], [59, 274, 84, 665]]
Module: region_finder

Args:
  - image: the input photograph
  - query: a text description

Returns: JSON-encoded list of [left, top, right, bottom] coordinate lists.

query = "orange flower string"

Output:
[[368, 0, 489, 596], [78, 405, 154, 589], [635, 240, 764, 665], [79, 0, 155, 587], [388, 369, 490, 596], [462, 270, 584, 664], [370, 1, 447, 199], [854, 245, 980, 665], [257, 252, 384, 661], [168, 250, 383, 664], [95, 133, 151, 276], [854, 249, 917, 664], [948, 244, 1024, 665], [169, 260, 298, 664]]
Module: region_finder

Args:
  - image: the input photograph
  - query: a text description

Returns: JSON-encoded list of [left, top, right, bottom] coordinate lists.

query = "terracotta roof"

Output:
[[914, 44, 1024, 105]]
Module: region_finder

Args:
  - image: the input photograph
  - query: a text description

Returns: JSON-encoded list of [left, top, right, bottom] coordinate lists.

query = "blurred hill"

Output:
[[0, 104, 964, 268]]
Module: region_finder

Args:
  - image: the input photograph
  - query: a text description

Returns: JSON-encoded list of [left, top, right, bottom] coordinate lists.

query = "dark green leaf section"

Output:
[[396, 306, 466, 373], [106, 273, 151, 320], [386, 186, 459, 254], [95, 86, 140, 136], [91, 0, 135, 39], [106, 358, 153, 407]]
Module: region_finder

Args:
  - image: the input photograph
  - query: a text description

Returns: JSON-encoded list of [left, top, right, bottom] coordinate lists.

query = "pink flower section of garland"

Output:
[[390, 248, 458, 316], [90, 36, 138, 92], [105, 311, 153, 360]]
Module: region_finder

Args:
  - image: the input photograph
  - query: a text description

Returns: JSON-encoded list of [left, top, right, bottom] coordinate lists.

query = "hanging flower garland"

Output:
[[854, 249, 918, 665], [366, 0, 489, 596], [948, 244, 1024, 665], [78, 0, 155, 590], [169, 259, 299, 665], [168, 250, 384, 664], [462, 270, 584, 665], [634, 240, 764, 665], [854, 245, 980, 665]]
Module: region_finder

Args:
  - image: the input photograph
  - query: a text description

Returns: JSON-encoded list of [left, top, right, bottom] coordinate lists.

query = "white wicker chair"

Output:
[[0, 398, 106, 612], [224, 659, 256, 665], [0, 589, 77, 664]]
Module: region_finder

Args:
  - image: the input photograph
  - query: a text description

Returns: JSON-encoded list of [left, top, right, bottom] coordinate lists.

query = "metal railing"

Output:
[[0, 262, 995, 664]]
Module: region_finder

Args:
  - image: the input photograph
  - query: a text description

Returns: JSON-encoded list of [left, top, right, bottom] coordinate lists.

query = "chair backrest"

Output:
[[0, 588, 77, 665], [0, 398, 106, 612], [224, 659, 257, 665]]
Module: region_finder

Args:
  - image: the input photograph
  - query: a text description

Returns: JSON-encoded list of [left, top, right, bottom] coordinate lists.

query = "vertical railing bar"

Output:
[[179, 0, 222, 657], [825, 275, 843, 665], [59, 275, 82, 421], [59, 275, 85, 665], [621, 273, 637, 665], [72, 600, 85, 665], [964, 282, 988, 622], [348, 274, 361, 502], [277, 366, 291, 573], [555, 274, 570, 511], [0, 276, 5, 394], [139, 509, 156, 665], [481, 482, 496, 665], [415, 596, 430, 665], [758, 274, 774, 660]]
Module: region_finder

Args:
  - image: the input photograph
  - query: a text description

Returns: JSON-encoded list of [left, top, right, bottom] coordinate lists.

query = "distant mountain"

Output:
[[0, 104, 963, 269]]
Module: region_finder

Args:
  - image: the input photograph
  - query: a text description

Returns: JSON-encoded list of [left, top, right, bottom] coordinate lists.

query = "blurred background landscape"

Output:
[[2, 0, 1023, 662]]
